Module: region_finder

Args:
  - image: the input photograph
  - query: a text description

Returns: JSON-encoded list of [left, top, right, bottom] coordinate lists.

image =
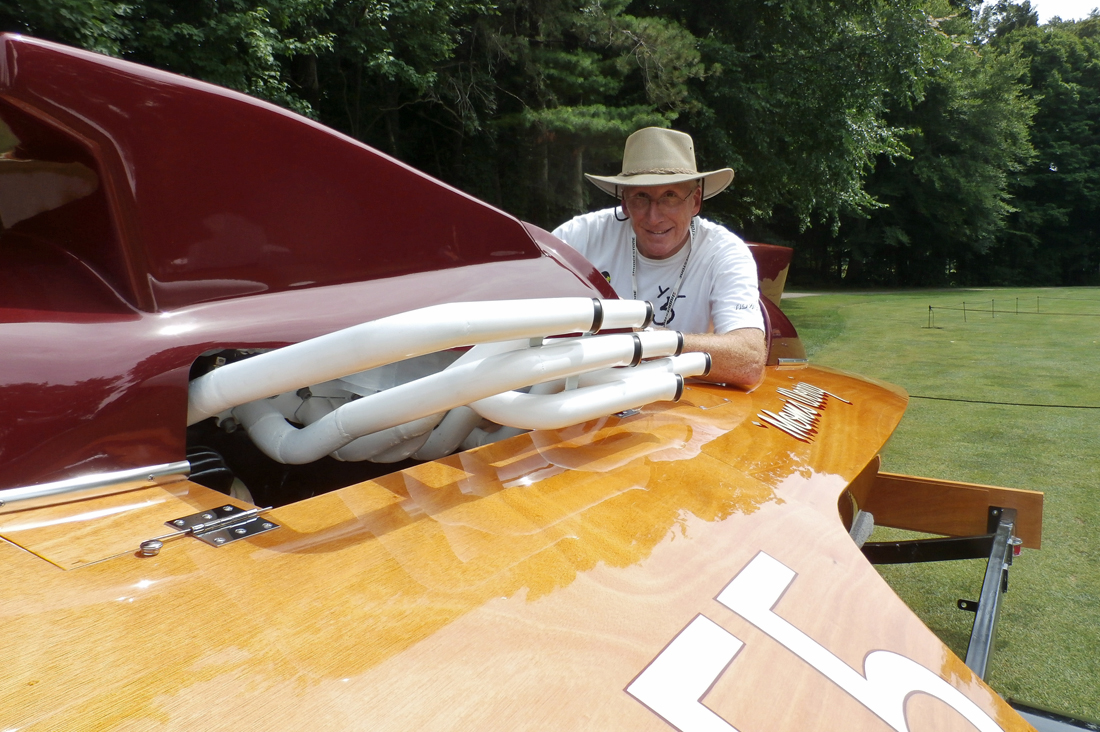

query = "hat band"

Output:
[[620, 167, 698, 177]]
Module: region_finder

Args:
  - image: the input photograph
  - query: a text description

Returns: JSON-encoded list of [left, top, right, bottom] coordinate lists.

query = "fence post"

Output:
[[963, 301, 967, 323]]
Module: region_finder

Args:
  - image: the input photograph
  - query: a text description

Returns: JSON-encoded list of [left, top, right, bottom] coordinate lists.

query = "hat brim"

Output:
[[585, 168, 734, 200]]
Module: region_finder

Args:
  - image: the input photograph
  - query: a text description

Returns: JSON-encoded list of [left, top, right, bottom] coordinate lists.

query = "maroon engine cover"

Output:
[[0, 35, 611, 490]]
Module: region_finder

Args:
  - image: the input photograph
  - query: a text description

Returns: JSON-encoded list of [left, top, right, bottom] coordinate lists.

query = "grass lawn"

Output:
[[779, 287, 1100, 722]]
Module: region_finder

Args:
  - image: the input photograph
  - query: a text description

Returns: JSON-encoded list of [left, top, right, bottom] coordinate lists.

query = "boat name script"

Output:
[[756, 382, 849, 443]]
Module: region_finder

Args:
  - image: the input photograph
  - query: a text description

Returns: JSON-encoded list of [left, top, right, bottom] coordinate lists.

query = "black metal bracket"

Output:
[[861, 534, 995, 564]]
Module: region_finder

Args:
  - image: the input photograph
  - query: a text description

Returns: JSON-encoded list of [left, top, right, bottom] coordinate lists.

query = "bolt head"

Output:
[[139, 540, 163, 557]]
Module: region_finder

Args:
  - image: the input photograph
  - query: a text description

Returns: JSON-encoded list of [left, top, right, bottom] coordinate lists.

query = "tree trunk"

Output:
[[570, 145, 586, 214], [536, 136, 549, 225], [385, 107, 400, 158]]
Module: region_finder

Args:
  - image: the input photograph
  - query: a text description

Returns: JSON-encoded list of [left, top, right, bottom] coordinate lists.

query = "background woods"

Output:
[[2, 0, 1097, 287]]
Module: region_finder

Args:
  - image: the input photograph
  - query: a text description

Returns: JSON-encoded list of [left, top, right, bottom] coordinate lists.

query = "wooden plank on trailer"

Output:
[[862, 472, 1043, 549]]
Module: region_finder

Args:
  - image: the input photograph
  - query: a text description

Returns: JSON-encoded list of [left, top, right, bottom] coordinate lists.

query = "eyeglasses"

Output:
[[622, 187, 698, 214]]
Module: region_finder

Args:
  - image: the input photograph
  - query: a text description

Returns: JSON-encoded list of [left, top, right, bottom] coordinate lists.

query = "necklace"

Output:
[[631, 218, 696, 327]]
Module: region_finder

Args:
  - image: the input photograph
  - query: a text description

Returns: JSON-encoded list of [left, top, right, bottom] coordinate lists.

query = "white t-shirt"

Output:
[[552, 208, 764, 335]]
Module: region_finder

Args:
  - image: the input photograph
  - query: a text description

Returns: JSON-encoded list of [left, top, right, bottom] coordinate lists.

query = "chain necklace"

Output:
[[631, 218, 696, 327]]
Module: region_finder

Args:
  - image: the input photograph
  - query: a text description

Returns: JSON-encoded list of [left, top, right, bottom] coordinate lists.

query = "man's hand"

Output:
[[682, 328, 767, 388]]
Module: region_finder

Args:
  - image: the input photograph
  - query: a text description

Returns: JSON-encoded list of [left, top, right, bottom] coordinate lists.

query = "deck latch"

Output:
[[137, 505, 279, 556]]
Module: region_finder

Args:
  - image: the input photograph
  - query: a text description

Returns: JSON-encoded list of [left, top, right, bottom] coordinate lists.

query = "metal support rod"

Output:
[[964, 506, 1017, 679], [0, 460, 191, 513]]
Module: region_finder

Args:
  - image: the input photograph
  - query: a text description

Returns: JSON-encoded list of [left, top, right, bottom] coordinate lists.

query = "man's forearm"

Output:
[[681, 328, 767, 388]]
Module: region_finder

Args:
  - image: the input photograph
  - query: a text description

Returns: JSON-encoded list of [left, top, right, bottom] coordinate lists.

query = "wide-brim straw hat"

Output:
[[585, 127, 734, 200]]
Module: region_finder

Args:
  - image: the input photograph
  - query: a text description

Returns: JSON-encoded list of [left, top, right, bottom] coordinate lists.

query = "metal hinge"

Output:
[[137, 504, 279, 556]]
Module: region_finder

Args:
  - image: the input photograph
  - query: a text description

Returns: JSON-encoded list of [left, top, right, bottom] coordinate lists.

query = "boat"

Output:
[[0, 34, 1049, 731]]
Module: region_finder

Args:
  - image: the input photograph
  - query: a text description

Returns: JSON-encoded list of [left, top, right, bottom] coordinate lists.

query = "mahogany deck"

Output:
[[0, 365, 1038, 731]]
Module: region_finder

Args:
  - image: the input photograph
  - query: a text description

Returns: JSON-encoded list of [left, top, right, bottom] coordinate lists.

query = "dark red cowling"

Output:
[[0, 35, 607, 490]]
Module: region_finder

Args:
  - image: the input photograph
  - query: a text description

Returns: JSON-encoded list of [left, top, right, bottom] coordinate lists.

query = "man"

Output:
[[552, 127, 767, 387]]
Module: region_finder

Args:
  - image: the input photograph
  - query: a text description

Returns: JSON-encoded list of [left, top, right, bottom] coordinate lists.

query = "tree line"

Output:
[[2, 0, 1097, 286]]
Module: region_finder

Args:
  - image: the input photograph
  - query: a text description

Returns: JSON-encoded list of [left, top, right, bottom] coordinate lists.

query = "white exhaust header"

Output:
[[188, 297, 652, 425], [189, 298, 712, 467]]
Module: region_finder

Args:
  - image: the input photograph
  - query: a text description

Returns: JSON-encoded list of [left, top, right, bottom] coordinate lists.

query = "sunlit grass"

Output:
[[781, 287, 1100, 721]]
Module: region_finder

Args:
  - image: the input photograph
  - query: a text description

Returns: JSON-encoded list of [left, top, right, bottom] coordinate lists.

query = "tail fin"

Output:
[[747, 243, 807, 366]]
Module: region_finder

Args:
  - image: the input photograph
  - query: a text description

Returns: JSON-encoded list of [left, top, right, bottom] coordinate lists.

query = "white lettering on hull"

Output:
[[626, 616, 744, 732], [628, 552, 1005, 732]]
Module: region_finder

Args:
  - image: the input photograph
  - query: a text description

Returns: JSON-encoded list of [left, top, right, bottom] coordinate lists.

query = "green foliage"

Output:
[[979, 10, 1100, 284], [0, 0, 334, 115], [125, 0, 335, 116], [318, 0, 494, 136], [2, 0, 1098, 285], [644, 0, 939, 230], [278, 0, 705, 226], [0, 0, 132, 55], [836, 24, 1035, 284], [979, 0, 1040, 40], [778, 1, 1036, 286], [468, 0, 705, 224]]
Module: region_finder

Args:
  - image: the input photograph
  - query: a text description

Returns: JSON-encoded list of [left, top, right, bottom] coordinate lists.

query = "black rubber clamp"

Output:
[[589, 298, 604, 334]]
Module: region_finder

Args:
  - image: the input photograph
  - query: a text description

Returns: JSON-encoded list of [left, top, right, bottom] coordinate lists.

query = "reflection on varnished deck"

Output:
[[0, 366, 1035, 731]]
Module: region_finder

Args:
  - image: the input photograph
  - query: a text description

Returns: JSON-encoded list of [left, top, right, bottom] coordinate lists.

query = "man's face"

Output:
[[622, 181, 702, 260]]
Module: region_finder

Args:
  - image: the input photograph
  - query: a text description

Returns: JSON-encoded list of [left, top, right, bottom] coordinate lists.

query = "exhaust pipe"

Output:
[[188, 298, 653, 425], [234, 330, 681, 464], [470, 373, 686, 430]]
